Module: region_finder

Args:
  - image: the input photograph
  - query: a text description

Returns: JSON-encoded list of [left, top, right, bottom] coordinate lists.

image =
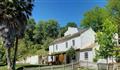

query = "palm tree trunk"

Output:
[[12, 37, 18, 70], [6, 47, 12, 70]]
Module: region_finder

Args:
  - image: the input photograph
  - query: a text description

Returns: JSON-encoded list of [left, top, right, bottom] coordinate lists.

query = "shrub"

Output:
[[93, 57, 98, 62], [66, 47, 76, 60]]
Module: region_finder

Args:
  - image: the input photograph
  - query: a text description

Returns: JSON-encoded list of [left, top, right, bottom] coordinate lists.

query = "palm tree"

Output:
[[0, 0, 34, 70]]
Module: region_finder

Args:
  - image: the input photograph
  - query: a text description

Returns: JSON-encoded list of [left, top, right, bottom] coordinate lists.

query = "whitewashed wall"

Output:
[[80, 28, 95, 48], [49, 45, 54, 54], [26, 55, 39, 64], [80, 51, 94, 62]]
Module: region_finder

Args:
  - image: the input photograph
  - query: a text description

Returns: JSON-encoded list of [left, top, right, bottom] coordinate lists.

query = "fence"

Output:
[[23, 62, 79, 70], [97, 63, 120, 70], [22, 61, 120, 70], [79, 61, 120, 70], [79, 60, 97, 69]]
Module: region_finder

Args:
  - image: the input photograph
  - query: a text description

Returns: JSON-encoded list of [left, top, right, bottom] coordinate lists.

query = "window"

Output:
[[118, 35, 120, 45], [56, 45, 58, 50], [84, 52, 88, 60], [118, 39, 120, 44], [119, 38, 120, 44], [66, 42, 68, 48], [72, 40, 75, 46]]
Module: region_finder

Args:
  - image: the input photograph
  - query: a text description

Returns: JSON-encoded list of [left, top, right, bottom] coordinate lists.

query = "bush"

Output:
[[93, 57, 98, 62], [115, 57, 120, 63], [66, 47, 76, 60]]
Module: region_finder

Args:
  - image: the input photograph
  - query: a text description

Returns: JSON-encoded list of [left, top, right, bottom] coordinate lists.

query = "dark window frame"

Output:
[[118, 35, 120, 45], [72, 40, 75, 46], [84, 52, 88, 60], [118, 39, 120, 44], [66, 42, 68, 48], [56, 45, 58, 50]]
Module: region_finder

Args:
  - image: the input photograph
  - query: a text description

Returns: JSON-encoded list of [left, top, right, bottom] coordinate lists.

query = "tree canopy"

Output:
[[96, 17, 117, 59], [81, 6, 109, 32]]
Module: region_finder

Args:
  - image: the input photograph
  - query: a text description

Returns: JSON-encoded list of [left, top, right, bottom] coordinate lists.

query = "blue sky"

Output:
[[32, 0, 107, 26]]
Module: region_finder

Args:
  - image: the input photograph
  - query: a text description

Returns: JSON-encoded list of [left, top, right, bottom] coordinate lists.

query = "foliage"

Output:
[[93, 57, 98, 62], [0, 38, 6, 64], [96, 18, 117, 59], [46, 20, 60, 38], [59, 27, 67, 37], [107, 0, 120, 18], [81, 6, 109, 32], [25, 18, 36, 42], [66, 22, 77, 28], [94, 0, 120, 61], [107, 0, 120, 44], [113, 47, 120, 62], [33, 20, 60, 44], [42, 37, 53, 50], [33, 20, 48, 44], [66, 47, 76, 59]]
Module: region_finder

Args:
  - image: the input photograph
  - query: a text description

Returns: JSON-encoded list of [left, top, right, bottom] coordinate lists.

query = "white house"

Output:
[[48, 27, 98, 64]]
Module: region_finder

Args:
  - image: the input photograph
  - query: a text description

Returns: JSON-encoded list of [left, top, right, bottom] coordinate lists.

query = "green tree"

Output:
[[24, 18, 36, 49], [42, 37, 53, 50], [47, 20, 60, 38], [0, 38, 6, 64], [33, 20, 47, 44], [59, 27, 67, 37], [33, 20, 60, 50], [96, 17, 117, 61], [66, 22, 77, 28], [0, 0, 34, 70], [107, 0, 120, 44], [66, 47, 76, 59], [81, 6, 109, 32], [107, 0, 120, 61]]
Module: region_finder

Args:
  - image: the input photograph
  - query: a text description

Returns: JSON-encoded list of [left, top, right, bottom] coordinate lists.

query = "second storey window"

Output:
[[118, 39, 120, 45], [66, 42, 68, 48], [118, 35, 120, 45], [72, 40, 75, 46], [56, 45, 58, 50], [84, 52, 88, 60]]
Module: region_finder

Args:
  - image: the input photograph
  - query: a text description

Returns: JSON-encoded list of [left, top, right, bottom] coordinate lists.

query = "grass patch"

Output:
[[0, 64, 25, 70], [0, 65, 7, 70], [0, 64, 47, 70], [0, 64, 95, 70], [78, 67, 95, 70]]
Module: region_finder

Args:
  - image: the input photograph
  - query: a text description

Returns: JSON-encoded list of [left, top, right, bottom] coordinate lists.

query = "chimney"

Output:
[[64, 27, 79, 36]]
